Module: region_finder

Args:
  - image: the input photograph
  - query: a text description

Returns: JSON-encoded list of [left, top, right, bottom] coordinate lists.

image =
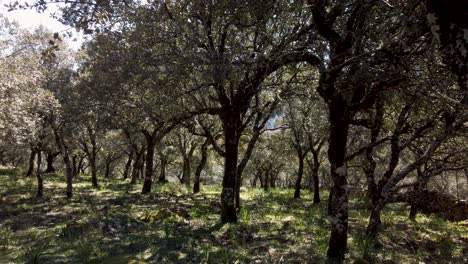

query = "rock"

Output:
[[404, 190, 468, 222]]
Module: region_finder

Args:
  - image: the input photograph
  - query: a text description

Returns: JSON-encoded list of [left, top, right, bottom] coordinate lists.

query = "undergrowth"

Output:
[[0, 167, 466, 263]]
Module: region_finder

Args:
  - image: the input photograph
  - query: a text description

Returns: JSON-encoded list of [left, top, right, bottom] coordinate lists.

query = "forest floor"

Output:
[[0, 167, 467, 264]]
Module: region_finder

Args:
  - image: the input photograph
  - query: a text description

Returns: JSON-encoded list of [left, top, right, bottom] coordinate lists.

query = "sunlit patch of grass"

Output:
[[1, 168, 467, 263]]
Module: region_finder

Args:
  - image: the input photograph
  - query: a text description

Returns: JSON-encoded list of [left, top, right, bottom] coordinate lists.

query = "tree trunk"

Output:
[[294, 152, 305, 199], [53, 128, 73, 199], [263, 171, 269, 191], [63, 153, 73, 198], [193, 141, 209, 194], [36, 150, 43, 198], [26, 148, 37, 177], [45, 152, 59, 173], [141, 132, 156, 194], [181, 157, 191, 185], [270, 171, 276, 188], [88, 153, 98, 187], [366, 200, 384, 239], [326, 103, 350, 263], [253, 171, 260, 188], [104, 159, 111, 178], [123, 151, 133, 180], [158, 156, 167, 183], [140, 153, 145, 179], [131, 149, 143, 184], [76, 156, 85, 178], [312, 151, 321, 204], [327, 189, 333, 215], [235, 131, 262, 208], [409, 205, 418, 221], [220, 111, 240, 223], [72, 155, 78, 178]]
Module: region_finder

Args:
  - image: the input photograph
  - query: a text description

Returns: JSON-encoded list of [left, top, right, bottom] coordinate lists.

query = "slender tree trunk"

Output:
[[220, 112, 240, 223], [89, 153, 98, 187], [104, 159, 111, 178], [131, 149, 143, 184], [409, 169, 428, 221], [36, 150, 43, 198], [53, 128, 73, 199], [235, 132, 261, 208], [252, 171, 260, 188], [181, 157, 191, 185], [326, 103, 350, 263], [140, 153, 145, 179], [26, 148, 37, 177], [123, 152, 133, 180], [270, 171, 276, 188], [193, 141, 208, 194], [263, 170, 269, 191], [294, 152, 305, 199], [142, 132, 156, 194], [76, 156, 85, 177], [312, 151, 321, 204], [63, 153, 73, 198], [72, 155, 78, 178], [158, 156, 167, 183]]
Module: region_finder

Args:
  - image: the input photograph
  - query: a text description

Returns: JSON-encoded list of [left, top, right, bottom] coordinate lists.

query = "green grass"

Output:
[[0, 167, 467, 263]]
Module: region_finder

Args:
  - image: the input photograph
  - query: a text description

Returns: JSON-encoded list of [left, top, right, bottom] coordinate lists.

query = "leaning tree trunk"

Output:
[[365, 199, 385, 239], [193, 141, 209, 194], [26, 147, 37, 177], [123, 151, 133, 180], [294, 152, 306, 199], [36, 150, 43, 198], [235, 131, 261, 208], [220, 111, 240, 223], [141, 132, 156, 194], [326, 103, 350, 263]]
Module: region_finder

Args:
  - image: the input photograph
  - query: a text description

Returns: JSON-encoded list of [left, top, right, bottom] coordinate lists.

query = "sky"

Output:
[[0, 0, 84, 50]]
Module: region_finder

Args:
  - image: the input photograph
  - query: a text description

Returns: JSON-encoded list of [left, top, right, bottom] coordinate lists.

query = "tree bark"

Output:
[[220, 111, 240, 223], [326, 102, 350, 263]]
